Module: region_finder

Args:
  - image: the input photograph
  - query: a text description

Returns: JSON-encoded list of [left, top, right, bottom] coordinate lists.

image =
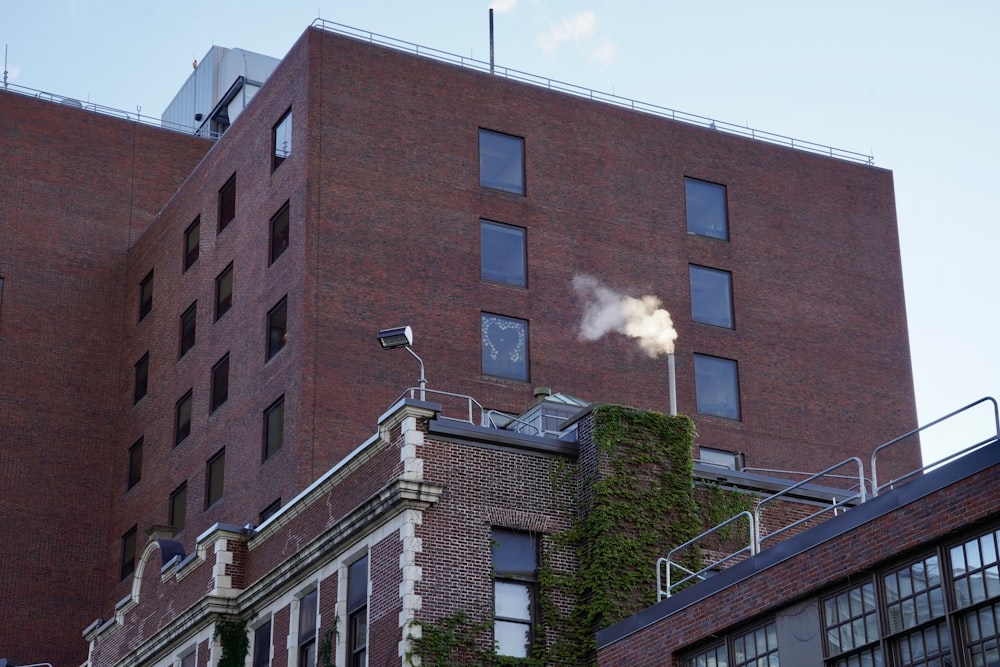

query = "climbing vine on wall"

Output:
[[214, 614, 253, 667]]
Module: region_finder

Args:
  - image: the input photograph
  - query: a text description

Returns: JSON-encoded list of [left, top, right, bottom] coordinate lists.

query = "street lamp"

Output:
[[376, 326, 427, 400]]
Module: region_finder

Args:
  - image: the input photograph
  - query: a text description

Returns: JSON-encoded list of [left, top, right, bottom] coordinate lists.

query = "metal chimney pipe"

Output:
[[489, 9, 495, 74], [668, 353, 677, 416]]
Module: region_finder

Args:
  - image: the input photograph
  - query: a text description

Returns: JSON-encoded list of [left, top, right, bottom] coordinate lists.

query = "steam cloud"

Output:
[[572, 274, 678, 357]]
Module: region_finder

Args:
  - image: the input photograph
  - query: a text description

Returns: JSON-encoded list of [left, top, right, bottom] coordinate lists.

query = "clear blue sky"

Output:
[[5, 0, 999, 465]]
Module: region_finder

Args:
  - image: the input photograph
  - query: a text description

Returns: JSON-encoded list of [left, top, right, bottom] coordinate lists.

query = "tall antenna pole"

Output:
[[489, 9, 495, 75], [4, 44, 8, 90]]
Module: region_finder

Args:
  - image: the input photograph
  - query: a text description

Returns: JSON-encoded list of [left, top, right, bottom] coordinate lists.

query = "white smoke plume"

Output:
[[572, 274, 678, 357]]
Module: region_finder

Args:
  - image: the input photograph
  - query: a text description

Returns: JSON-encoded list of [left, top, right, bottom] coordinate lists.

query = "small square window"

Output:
[[138, 270, 154, 321], [175, 389, 193, 445], [272, 109, 292, 171], [211, 353, 230, 412], [481, 313, 529, 381], [215, 263, 234, 321], [694, 354, 741, 420], [179, 302, 197, 358], [259, 498, 281, 523], [689, 265, 734, 328], [183, 217, 200, 271], [133, 352, 149, 404], [685, 177, 729, 240], [169, 482, 187, 534], [479, 129, 525, 195], [218, 174, 236, 232], [270, 201, 290, 265], [263, 396, 284, 461], [267, 297, 288, 360], [206, 448, 225, 508], [120, 525, 138, 579], [481, 220, 526, 287], [127, 437, 143, 490]]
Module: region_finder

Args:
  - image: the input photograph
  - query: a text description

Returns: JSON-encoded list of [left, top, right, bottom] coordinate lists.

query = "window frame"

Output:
[[127, 436, 143, 490], [693, 353, 741, 420], [689, 264, 734, 329], [205, 448, 225, 509], [263, 396, 285, 461], [270, 201, 290, 265], [267, 297, 288, 360], [183, 216, 200, 271], [138, 270, 154, 321], [133, 352, 149, 404], [218, 173, 237, 233], [481, 313, 529, 382], [179, 301, 197, 358], [215, 263, 234, 322], [175, 389, 193, 446], [169, 482, 188, 534], [252, 618, 273, 667], [480, 219, 527, 287], [684, 177, 729, 241], [479, 128, 525, 195], [210, 352, 230, 413], [492, 529, 538, 659], [120, 525, 138, 580], [272, 108, 292, 172], [347, 554, 369, 667], [298, 588, 318, 667]]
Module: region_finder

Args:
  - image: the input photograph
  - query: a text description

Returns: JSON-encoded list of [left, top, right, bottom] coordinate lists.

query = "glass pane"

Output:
[[685, 178, 728, 240], [690, 265, 733, 328], [494, 620, 529, 657], [481, 220, 526, 286], [493, 530, 537, 577], [481, 314, 528, 381], [694, 354, 740, 420], [495, 581, 531, 620], [479, 129, 524, 195]]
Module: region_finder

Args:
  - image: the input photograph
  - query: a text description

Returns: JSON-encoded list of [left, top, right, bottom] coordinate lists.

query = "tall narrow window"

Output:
[[179, 302, 197, 358], [298, 589, 318, 667], [184, 216, 200, 271], [267, 297, 288, 360], [215, 263, 234, 321], [175, 389, 193, 445], [218, 174, 236, 232], [270, 201, 290, 265], [689, 264, 734, 328], [263, 396, 284, 461], [347, 554, 369, 667], [127, 437, 143, 490], [694, 354, 741, 420], [138, 270, 154, 321], [272, 109, 292, 171], [252, 619, 272, 667], [492, 529, 537, 658], [479, 129, 525, 195], [205, 448, 225, 508], [211, 353, 230, 412], [169, 482, 187, 534], [133, 352, 149, 404], [120, 525, 137, 579], [481, 313, 529, 381], [481, 220, 526, 287], [685, 177, 729, 240]]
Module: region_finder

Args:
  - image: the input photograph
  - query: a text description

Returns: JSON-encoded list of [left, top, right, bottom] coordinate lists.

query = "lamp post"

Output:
[[376, 326, 427, 401]]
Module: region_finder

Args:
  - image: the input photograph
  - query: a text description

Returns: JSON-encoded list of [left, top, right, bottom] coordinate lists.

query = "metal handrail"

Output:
[[393, 386, 486, 426], [754, 457, 866, 550], [484, 410, 542, 435], [310, 19, 874, 166], [871, 396, 1000, 496], [658, 511, 756, 600]]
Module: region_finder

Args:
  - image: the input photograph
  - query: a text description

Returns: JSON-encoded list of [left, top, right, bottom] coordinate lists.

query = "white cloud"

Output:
[[538, 10, 597, 55], [489, 0, 518, 14], [590, 39, 619, 67]]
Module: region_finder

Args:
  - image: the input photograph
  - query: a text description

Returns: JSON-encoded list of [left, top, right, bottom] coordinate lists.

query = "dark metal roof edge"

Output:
[[427, 418, 578, 458], [693, 463, 860, 505]]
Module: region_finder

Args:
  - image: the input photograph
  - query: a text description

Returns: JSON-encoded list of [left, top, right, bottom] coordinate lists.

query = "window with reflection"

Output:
[[252, 619, 272, 667], [127, 437, 143, 490], [179, 302, 197, 357], [184, 216, 200, 271], [480, 129, 524, 195], [690, 265, 734, 328], [263, 396, 284, 461], [138, 270, 154, 321], [218, 174, 236, 232], [215, 263, 233, 321], [270, 201, 290, 265], [732, 622, 779, 667], [134, 352, 149, 404], [298, 588, 318, 667], [347, 554, 369, 667], [492, 529, 537, 658], [823, 582, 881, 666], [481, 313, 529, 381], [267, 297, 288, 360], [211, 353, 230, 412], [481, 220, 526, 287], [120, 525, 137, 579], [694, 354, 740, 420], [685, 177, 729, 240], [169, 482, 187, 534], [205, 448, 225, 508], [175, 389, 193, 445], [273, 109, 292, 171]]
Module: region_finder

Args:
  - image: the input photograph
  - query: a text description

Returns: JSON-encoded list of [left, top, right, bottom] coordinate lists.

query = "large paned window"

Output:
[[263, 396, 284, 461], [179, 302, 197, 358], [267, 297, 288, 360], [273, 109, 292, 171], [211, 353, 230, 412], [481, 313, 529, 381], [685, 177, 729, 240], [175, 389, 193, 445], [492, 529, 538, 658], [138, 270, 154, 321], [205, 448, 225, 508], [215, 263, 233, 321], [218, 174, 236, 232], [133, 352, 149, 404], [184, 216, 200, 271], [479, 129, 525, 195], [127, 437, 143, 490], [120, 525, 137, 579], [252, 619, 272, 667], [481, 219, 526, 287], [690, 265, 734, 328], [682, 621, 779, 667], [169, 482, 187, 534], [270, 201, 290, 265], [694, 354, 741, 420], [298, 588, 318, 667], [347, 554, 369, 667], [823, 582, 881, 664]]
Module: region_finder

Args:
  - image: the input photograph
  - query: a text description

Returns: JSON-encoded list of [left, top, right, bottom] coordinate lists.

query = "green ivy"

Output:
[[319, 622, 339, 667], [214, 614, 253, 667]]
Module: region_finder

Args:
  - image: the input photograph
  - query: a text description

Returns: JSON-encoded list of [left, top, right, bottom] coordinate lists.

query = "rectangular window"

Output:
[[267, 297, 288, 360], [179, 302, 197, 358], [184, 216, 200, 271], [215, 263, 234, 321], [479, 128, 525, 195], [732, 622, 779, 667], [690, 264, 734, 328], [206, 448, 225, 508], [211, 353, 230, 412], [138, 270, 154, 321], [685, 177, 729, 240], [120, 525, 137, 579], [263, 396, 285, 461], [133, 352, 149, 404], [481, 219, 526, 287], [272, 109, 292, 171], [298, 589, 318, 667], [180, 650, 195, 667], [260, 499, 281, 523], [218, 173, 236, 232], [482, 313, 529, 381], [694, 354, 741, 420], [169, 482, 187, 534], [347, 554, 369, 667], [253, 619, 272, 667], [270, 201, 290, 265], [127, 437, 143, 490], [175, 389, 193, 445], [823, 583, 881, 662], [682, 643, 727, 667], [492, 529, 537, 658]]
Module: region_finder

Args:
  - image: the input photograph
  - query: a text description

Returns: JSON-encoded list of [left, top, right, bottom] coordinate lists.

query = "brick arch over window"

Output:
[[130, 538, 187, 605]]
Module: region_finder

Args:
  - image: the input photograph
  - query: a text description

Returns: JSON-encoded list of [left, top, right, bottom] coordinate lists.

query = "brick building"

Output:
[[1, 19, 921, 666]]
